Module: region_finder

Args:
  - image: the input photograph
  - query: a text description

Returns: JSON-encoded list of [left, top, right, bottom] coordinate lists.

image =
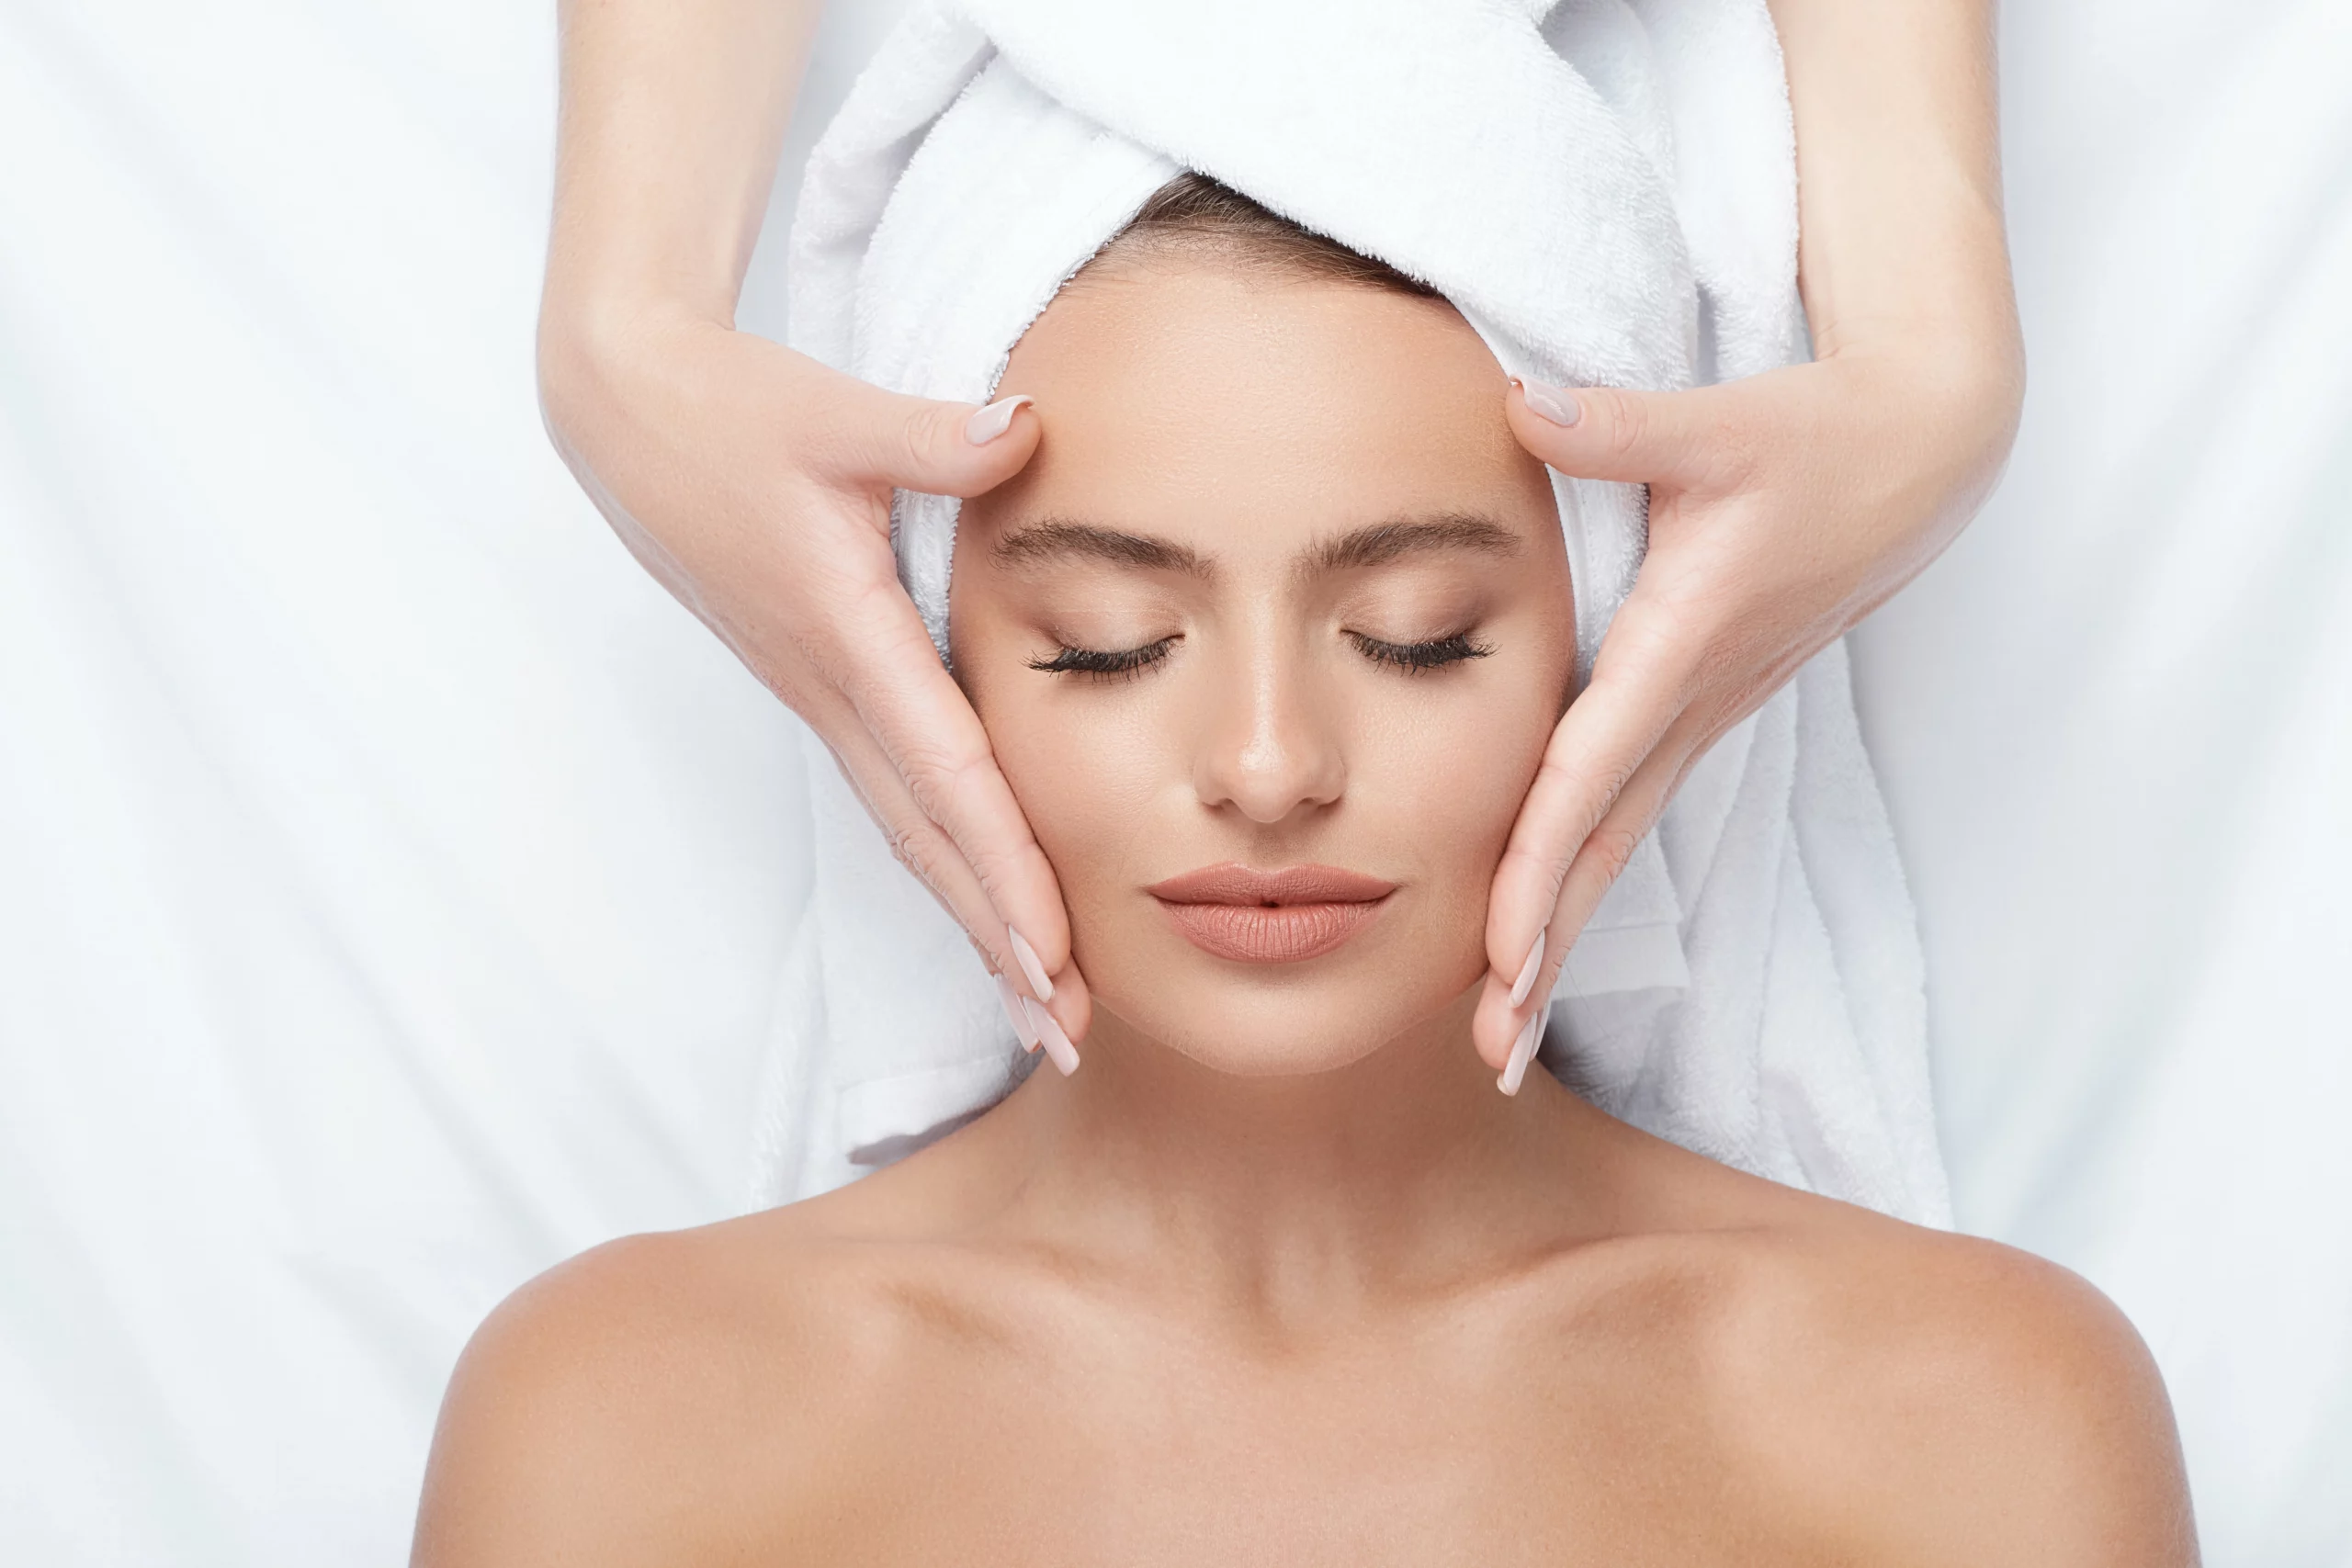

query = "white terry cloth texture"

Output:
[[754, 0, 1951, 1227]]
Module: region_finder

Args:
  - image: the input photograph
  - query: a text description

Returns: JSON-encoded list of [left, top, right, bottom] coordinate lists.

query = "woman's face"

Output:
[[953, 257, 1572, 1076]]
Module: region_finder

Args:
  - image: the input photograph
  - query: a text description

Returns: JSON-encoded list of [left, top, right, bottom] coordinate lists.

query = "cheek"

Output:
[[952, 589, 1189, 996], [967, 664, 1168, 927], [1358, 667, 1562, 939]]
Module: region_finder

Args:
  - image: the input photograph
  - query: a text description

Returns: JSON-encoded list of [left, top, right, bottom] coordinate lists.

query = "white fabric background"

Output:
[[0, 1, 2342, 1562], [1851, 1, 2352, 1551]]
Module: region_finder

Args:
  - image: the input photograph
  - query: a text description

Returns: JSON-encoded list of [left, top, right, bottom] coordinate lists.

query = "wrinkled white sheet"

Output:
[[1852, 2, 2352, 1555], [0, 1, 2342, 1562]]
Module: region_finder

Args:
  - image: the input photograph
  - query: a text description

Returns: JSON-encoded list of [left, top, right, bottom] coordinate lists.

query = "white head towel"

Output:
[[751, 0, 1951, 1226]]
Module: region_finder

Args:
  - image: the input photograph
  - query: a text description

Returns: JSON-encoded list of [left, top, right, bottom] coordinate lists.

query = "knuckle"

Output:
[[899, 402, 960, 479], [1596, 387, 1649, 466], [1584, 820, 1645, 885], [892, 412, 932, 480], [899, 735, 993, 816], [1535, 750, 1636, 823], [882, 816, 955, 892], [1496, 839, 1561, 890]]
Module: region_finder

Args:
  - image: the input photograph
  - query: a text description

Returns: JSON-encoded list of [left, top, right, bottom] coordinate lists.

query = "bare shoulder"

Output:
[[1705, 1206, 2199, 1565], [410, 1203, 901, 1567]]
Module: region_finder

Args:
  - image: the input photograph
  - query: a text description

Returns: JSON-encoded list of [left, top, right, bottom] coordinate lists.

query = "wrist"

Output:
[[537, 285, 729, 436], [1816, 310, 2024, 450], [1805, 320, 2026, 590]]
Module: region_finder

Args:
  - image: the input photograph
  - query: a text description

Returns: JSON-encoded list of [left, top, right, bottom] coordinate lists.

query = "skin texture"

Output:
[[537, 0, 2023, 1071], [1475, 0, 2025, 1068], [949, 262, 1570, 1077], [417, 263, 2192, 1567]]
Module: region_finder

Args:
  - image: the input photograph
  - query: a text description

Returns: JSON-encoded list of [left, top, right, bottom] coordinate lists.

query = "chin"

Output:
[[1095, 953, 1461, 1079], [1153, 1016, 1393, 1078]]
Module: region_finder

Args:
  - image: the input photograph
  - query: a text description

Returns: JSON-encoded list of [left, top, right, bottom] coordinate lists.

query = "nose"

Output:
[[1192, 624, 1347, 826]]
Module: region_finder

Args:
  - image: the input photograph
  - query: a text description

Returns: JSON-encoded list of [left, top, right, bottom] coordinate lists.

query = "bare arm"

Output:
[[542, 0, 819, 330], [1479, 0, 2023, 1071], [539, 0, 1090, 1056], [1777, 0, 2016, 364]]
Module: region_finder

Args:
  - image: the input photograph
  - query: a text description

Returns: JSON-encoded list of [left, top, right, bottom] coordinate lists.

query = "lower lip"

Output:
[[1156, 897, 1388, 964]]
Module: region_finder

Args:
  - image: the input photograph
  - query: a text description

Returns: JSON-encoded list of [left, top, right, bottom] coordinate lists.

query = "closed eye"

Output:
[[1028, 636, 1180, 682], [1349, 629, 1493, 673]]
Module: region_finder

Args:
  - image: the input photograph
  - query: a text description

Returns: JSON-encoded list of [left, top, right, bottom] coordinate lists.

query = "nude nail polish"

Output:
[[998, 976, 1041, 1051], [1498, 1007, 1543, 1096], [1006, 924, 1056, 1001], [1024, 998, 1080, 1077], [1513, 377, 1580, 427], [965, 395, 1033, 445], [1508, 927, 1547, 1008]]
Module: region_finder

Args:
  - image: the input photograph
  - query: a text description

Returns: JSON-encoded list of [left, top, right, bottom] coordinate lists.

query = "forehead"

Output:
[[967, 262, 1553, 557]]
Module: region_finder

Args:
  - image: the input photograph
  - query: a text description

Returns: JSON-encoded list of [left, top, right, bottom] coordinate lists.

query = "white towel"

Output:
[[750, 0, 1951, 1226]]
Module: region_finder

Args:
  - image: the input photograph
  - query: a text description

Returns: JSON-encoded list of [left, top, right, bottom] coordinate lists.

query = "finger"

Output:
[[1481, 621, 1699, 985], [832, 584, 1088, 1016], [1505, 377, 1743, 491], [1470, 971, 1521, 1074], [819, 373, 1043, 500], [1473, 721, 1700, 1071], [816, 705, 1014, 962], [820, 698, 1095, 1045], [1544, 719, 1699, 969]]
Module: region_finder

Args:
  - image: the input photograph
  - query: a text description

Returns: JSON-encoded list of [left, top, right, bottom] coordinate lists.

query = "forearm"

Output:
[[1769, 0, 2019, 377], [544, 0, 822, 336]]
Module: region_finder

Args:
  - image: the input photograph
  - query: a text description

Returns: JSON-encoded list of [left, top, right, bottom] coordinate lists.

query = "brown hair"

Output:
[[1085, 171, 1441, 300]]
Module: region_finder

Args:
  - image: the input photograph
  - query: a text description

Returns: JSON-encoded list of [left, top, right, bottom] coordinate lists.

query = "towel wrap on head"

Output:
[[749, 0, 1952, 1227]]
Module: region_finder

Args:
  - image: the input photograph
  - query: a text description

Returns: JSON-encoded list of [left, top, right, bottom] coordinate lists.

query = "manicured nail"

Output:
[[1513, 378, 1580, 427], [1508, 927, 1547, 1008], [965, 395, 1033, 445], [1024, 998, 1080, 1077], [1006, 925, 1055, 1001], [997, 976, 1041, 1051], [1498, 1007, 1543, 1096]]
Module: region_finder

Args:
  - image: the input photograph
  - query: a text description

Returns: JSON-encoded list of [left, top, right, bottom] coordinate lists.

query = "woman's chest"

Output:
[[773, 1331, 1821, 1566]]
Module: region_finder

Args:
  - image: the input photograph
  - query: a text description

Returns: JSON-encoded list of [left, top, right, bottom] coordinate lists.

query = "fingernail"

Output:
[[1498, 1008, 1543, 1096], [1508, 927, 1547, 1008], [1006, 925, 1055, 1002], [1025, 998, 1080, 1077], [1513, 377, 1580, 427], [965, 395, 1033, 446], [997, 976, 1041, 1052]]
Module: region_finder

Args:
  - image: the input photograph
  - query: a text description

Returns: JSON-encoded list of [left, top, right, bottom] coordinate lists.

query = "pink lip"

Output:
[[1147, 863, 1397, 964]]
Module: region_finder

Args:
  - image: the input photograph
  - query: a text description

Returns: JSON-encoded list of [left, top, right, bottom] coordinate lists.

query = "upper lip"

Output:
[[1146, 863, 1397, 906]]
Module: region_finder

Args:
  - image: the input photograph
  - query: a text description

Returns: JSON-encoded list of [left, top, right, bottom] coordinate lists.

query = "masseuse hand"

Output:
[[545, 0, 1085, 1048], [1471, 349, 2020, 1072], [541, 312, 1086, 1043], [1472, 0, 2024, 1075]]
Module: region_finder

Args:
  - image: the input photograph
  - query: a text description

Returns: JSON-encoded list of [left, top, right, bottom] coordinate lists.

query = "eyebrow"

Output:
[[1307, 513, 1523, 574], [992, 519, 1212, 577], [989, 511, 1523, 579]]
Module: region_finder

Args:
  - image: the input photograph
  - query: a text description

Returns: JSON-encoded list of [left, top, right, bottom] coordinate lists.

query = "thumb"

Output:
[[826, 377, 1043, 499], [1505, 378, 1723, 489]]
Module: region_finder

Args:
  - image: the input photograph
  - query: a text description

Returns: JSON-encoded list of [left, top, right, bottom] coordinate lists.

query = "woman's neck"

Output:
[[984, 987, 1611, 1328]]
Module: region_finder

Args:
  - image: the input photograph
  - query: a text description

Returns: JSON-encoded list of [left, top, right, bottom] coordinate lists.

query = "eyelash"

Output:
[[1028, 630, 1492, 682], [1028, 637, 1180, 682], [1348, 630, 1494, 674]]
